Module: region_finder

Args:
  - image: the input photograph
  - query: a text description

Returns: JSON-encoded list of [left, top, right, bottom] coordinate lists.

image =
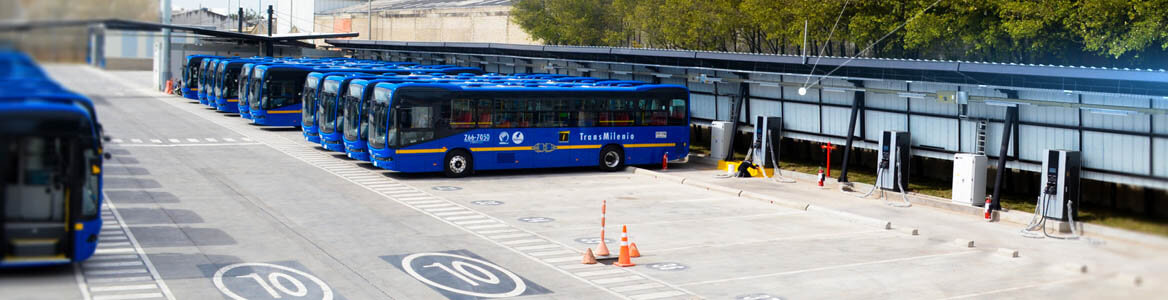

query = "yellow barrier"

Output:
[[718, 160, 774, 177]]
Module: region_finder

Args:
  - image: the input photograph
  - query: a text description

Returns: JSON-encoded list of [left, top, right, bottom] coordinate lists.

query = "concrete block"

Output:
[[654, 173, 688, 184], [1056, 263, 1088, 274], [1110, 274, 1143, 287], [996, 248, 1019, 258], [738, 191, 810, 211], [954, 238, 975, 248]]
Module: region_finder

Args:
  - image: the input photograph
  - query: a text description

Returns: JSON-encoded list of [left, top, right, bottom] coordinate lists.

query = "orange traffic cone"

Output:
[[596, 238, 611, 257], [615, 225, 636, 267], [629, 242, 641, 258], [597, 200, 611, 256], [582, 248, 598, 264]]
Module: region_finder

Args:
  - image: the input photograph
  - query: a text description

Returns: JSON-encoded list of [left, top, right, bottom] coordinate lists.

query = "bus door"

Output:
[[2, 137, 70, 260]]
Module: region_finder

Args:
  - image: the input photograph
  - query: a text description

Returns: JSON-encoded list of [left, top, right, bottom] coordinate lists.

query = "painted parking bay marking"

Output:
[[212, 262, 335, 300], [383, 250, 551, 299]]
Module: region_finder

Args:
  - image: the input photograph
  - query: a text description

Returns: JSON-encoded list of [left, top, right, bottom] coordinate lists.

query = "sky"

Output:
[[171, 0, 279, 14]]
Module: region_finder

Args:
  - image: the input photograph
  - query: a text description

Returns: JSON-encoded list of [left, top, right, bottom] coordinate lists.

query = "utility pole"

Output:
[[160, 0, 171, 92], [368, 0, 373, 40], [238, 7, 244, 32], [801, 19, 808, 63], [267, 5, 273, 36]]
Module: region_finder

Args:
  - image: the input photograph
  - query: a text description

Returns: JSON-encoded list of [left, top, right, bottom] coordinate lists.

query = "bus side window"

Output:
[[668, 99, 687, 125], [476, 99, 492, 128], [451, 99, 474, 129]]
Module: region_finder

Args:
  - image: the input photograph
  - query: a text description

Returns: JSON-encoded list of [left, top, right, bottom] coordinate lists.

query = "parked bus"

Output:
[[1, 87, 105, 268], [341, 76, 471, 160], [301, 72, 389, 143], [365, 82, 690, 177], [183, 55, 219, 100]]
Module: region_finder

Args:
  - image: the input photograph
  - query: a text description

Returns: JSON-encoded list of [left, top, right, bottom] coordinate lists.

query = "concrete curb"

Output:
[[740, 191, 810, 211]]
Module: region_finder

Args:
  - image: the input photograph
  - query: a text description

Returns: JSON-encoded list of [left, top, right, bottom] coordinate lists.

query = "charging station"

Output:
[[751, 116, 782, 167], [876, 131, 910, 192], [1039, 150, 1081, 221]]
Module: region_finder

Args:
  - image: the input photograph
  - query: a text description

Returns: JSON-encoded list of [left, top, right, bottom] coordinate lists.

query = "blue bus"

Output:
[[341, 76, 472, 160], [183, 55, 219, 100], [1, 84, 105, 267], [365, 82, 690, 177], [302, 72, 391, 143], [212, 58, 272, 113], [315, 74, 408, 151]]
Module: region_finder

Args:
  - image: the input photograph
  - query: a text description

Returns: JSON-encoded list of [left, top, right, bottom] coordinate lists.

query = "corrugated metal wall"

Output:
[[369, 50, 1167, 188]]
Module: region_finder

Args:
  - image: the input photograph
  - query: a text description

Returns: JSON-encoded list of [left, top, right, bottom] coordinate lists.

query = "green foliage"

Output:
[[511, 0, 1168, 67]]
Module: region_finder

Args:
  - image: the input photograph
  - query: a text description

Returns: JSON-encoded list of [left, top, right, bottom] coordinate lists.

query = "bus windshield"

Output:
[[224, 66, 239, 99], [249, 70, 263, 110], [216, 63, 227, 97], [238, 67, 252, 101], [300, 78, 319, 126], [259, 71, 302, 110], [342, 83, 363, 141], [368, 87, 392, 149], [1, 119, 100, 222], [317, 79, 341, 133]]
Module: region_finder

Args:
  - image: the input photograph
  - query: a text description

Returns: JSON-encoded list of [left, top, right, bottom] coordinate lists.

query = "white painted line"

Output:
[[680, 250, 980, 286], [559, 264, 605, 270], [101, 236, 129, 242], [86, 268, 150, 276], [425, 207, 465, 212], [501, 239, 546, 246], [610, 283, 665, 293], [73, 263, 93, 300], [99, 242, 132, 248], [94, 248, 135, 254], [486, 233, 531, 239], [88, 254, 139, 261], [223, 138, 235, 142], [630, 291, 687, 300], [452, 219, 497, 225], [130, 139, 143, 143], [465, 223, 507, 230], [89, 284, 158, 292], [575, 269, 627, 277], [413, 203, 455, 209], [529, 250, 576, 257], [593, 276, 643, 284], [91, 292, 164, 300], [102, 196, 176, 300], [112, 139, 124, 143], [166, 139, 180, 143], [544, 256, 582, 263], [149, 139, 162, 144], [85, 261, 144, 268], [86, 276, 154, 284], [240, 137, 252, 141], [446, 215, 487, 221], [939, 277, 1091, 300], [185, 138, 199, 143], [434, 211, 477, 217], [516, 244, 561, 251], [405, 200, 444, 206], [204, 138, 218, 142]]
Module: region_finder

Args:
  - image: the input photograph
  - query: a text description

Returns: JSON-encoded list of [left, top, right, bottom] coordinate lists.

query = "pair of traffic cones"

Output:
[[582, 225, 640, 266]]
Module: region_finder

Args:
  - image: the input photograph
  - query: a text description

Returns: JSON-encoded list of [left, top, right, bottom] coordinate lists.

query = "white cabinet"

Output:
[[952, 153, 987, 206]]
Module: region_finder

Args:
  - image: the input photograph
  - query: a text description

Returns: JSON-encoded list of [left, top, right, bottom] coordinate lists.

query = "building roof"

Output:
[[326, 39, 1168, 97], [322, 0, 512, 14]]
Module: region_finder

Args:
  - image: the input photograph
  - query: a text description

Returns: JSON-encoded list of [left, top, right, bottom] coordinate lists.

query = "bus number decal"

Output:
[[464, 133, 490, 144]]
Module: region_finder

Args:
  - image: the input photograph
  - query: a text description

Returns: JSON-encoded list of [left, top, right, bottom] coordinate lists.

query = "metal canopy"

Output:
[[326, 39, 1168, 97], [0, 19, 359, 43]]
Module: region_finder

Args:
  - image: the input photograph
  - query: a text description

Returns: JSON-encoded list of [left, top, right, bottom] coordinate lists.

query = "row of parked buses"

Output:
[[1, 50, 106, 268], [181, 55, 691, 177]]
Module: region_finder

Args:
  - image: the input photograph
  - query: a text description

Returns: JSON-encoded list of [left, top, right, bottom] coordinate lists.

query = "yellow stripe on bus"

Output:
[[470, 146, 535, 152], [268, 110, 302, 114], [396, 147, 447, 154], [557, 145, 601, 149], [191, 88, 199, 91], [624, 143, 676, 148], [227, 99, 239, 103]]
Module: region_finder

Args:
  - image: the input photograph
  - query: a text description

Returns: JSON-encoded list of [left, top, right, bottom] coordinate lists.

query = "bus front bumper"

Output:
[[320, 134, 344, 151]]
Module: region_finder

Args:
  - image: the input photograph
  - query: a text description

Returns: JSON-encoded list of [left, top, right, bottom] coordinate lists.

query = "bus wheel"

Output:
[[599, 145, 625, 171], [444, 150, 473, 178]]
